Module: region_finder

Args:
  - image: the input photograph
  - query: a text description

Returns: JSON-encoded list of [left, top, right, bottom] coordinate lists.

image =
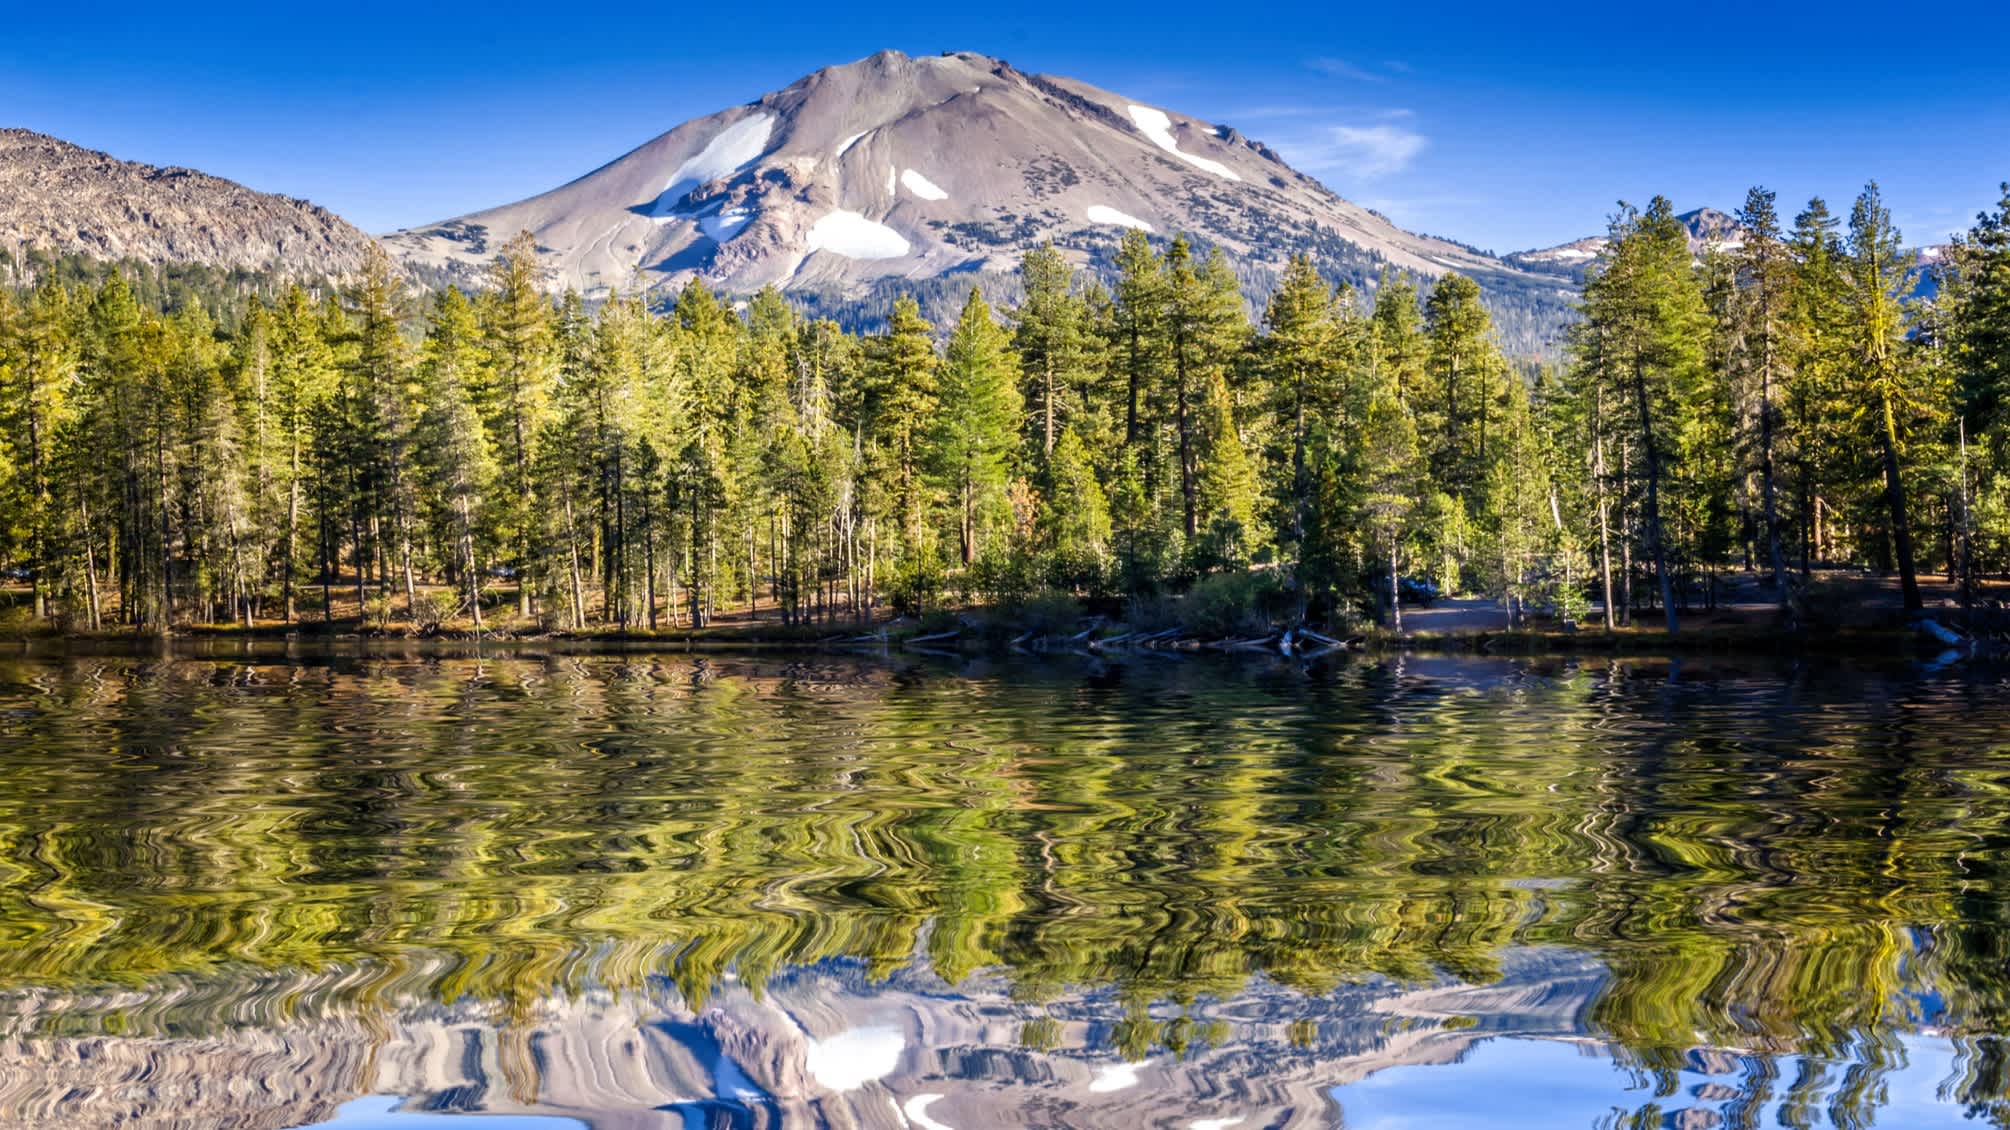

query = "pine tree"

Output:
[[1735, 187, 1794, 601], [1036, 426, 1111, 589], [1013, 244, 1101, 463], [1359, 387, 1423, 630], [1421, 273, 1507, 506], [1947, 186, 2010, 444], [1843, 182, 1931, 613], [1370, 272, 1427, 409], [267, 286, 337, 622], [478, 230, 556, 619], [415, 287, 496, 629], [1478, 379, 1554, 623], [1194, 369, 1261, 570], [1163, 239, 1248, 542], [1259, 255, 1352, 570], [931, 289, 1023, 567], [1787, 198, 1850, 577], [1578, 197, 1711, 632], [864, 295, 939, 610], [0, 279, 77, 621], [346, 246, 418, 614], [1110, 230, 1166, 449]]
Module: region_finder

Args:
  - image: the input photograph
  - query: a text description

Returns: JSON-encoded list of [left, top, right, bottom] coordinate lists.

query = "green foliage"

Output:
[[5, 172, 2009, 635], [1179, 569, 1285, 637]]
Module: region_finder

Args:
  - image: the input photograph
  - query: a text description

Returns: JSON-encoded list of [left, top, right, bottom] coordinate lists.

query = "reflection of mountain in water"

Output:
[[10, 654, 2010, 1126], [0, 950, 1602, 1129]]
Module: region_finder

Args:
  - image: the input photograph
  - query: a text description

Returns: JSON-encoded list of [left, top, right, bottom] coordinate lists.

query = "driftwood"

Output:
[[1089, 632, 1134, 650], [904, 628, 962, 647], [1065, 619, 1105, 644], [1296, 628, 1350, 649]]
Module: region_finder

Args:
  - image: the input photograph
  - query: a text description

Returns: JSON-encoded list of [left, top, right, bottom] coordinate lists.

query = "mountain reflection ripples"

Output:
[[2, 649, 2008, 1127]]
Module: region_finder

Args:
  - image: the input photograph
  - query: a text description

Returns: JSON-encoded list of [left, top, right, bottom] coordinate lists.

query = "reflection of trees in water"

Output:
[[3, 652, 2010, 1124]]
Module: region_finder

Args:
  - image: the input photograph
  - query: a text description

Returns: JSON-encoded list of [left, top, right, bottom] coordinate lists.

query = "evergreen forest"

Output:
[[3, 182, 2009, 638]]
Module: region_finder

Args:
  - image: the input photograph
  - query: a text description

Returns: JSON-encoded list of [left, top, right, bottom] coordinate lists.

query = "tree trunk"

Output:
[[1388, 542, 1402, 633], [1632, 363, 1678, 633], [1878, 392, 1924, 613], [1759, 359, 1787, 606], [1594, 390, 1615, 631]]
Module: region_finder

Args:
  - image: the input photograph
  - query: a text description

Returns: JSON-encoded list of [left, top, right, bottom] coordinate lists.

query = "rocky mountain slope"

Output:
[[385, 50, 1572, 350], [1508, 204, 1952, 296], [1, 951, 1606, 1128], [1506, 206, 1744, 280], [0, 128, 377, 277]]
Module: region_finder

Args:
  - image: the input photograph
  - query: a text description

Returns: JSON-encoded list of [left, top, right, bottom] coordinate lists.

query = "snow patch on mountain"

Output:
[[1086, 204, 1153, 231], [698, 207, 752, 243], [803, 1026, 904, 1091], [837, 130, 870, 156], [1127, 105, 1240, 181], [808, 210, 909, 259], [901, 170, 949, 201], [903, 1094, 954, 1130], [650, 114, 774, 219], [1089, 1060, 1145, 1092]]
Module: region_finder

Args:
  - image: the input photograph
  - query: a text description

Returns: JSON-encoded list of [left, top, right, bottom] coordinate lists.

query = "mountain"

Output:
[[1508, 204, 1955, 297], [3, 950, 1606, 1128], [1506, 206, 1745, 280], [385, 50, 1572, 351], [0, 128, 377, 277]]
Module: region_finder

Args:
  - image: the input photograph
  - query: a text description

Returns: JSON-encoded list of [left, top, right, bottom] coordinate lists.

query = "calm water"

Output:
[[2, 646, 2008, 1129]]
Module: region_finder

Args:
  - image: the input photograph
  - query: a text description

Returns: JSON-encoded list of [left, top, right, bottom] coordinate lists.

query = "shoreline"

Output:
[[0, 617, 1966, 663]]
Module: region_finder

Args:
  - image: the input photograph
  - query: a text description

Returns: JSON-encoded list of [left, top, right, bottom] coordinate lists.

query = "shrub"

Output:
[[415, 589, 460, 633], [1003, 591, 1085, 637], [1181, 570, 1286, 638]]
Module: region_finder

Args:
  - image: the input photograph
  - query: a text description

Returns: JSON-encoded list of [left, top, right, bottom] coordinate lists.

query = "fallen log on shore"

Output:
[[904, 628, 962, 647]]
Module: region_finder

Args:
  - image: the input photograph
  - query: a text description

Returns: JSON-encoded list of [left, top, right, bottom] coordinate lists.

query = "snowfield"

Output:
[[1126, 105, 1241, 181], [697, 206, 752, 243], [1089, 1060, 1144, 1092], [836, 129, 870, 156], [808, 210, 910, 259], [901, 169, 949, 200], [651, 113, 774, 219], [1086, 204, 1153, 231], [903, 1095, 954, 1130], [804, 1026, 904, 1091]]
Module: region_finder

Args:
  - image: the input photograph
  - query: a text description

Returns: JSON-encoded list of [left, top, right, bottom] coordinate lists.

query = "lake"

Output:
[[1, 645, 2006, 1128]]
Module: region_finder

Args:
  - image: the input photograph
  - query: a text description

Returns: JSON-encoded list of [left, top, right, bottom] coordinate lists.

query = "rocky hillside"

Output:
[[0, 128, 377, 277], [1506, 206, 1746, 280], [385, 50, 1573, 352]]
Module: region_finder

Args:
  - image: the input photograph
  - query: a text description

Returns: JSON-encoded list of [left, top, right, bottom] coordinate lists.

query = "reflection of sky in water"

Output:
[[313, 1096, 586, 1127], [1334, 1035, 1976, 1129]]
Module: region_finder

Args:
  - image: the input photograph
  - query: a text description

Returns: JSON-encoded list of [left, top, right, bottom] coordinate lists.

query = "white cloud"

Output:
[[1307, 57, 1381, 82], [1288, 123, 1427, 178]]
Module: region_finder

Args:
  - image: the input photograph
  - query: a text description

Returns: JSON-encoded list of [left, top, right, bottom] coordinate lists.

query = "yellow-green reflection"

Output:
[[2, 649, 2009, 1106]]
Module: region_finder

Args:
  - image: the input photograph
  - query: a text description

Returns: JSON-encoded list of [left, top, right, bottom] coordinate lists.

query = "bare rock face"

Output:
[[0, 951, 1608, 1129], [1508, 206, 1755, 279], [0, 128, 377, 277], [383, 50, 1562, 316]]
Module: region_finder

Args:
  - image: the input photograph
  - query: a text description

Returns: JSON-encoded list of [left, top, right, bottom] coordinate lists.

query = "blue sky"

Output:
[[6, 0, 2007, 253]]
